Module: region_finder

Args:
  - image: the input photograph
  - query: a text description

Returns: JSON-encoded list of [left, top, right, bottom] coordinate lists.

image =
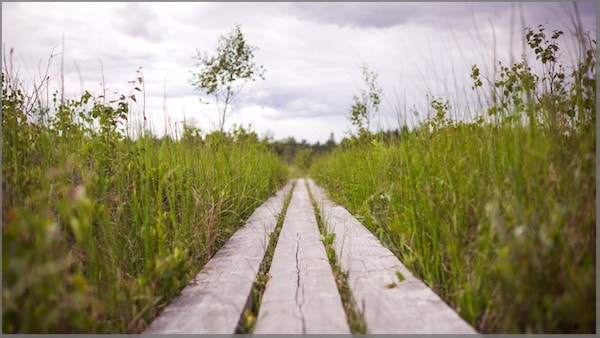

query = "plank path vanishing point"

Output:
[[144, 178, 478, 334]]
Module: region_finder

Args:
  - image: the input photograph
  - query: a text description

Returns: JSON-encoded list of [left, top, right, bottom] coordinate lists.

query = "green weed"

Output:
[[2, 60, 288, 333], [310, 24, 595, 333]]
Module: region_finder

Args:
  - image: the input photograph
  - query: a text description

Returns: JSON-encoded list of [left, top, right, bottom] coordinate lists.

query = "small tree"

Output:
[[349, 63, 383, 139], [190, 24, 265, 131]]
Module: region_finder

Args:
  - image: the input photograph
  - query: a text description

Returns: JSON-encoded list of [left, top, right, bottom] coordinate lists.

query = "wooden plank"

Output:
[[253, 179, 350, 334], [307, 179, 478, 334], [143, 182, 293, 334]]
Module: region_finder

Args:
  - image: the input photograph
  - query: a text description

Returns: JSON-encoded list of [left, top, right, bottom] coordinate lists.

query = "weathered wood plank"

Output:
[[307, 179, 478, 334], [143, 182, 293, 334], [253, 179, 350, 334]]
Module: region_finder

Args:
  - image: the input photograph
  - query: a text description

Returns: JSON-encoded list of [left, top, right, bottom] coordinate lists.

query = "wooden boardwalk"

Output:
[[253, 181, 349, 334], [144, 178, 478, 334]]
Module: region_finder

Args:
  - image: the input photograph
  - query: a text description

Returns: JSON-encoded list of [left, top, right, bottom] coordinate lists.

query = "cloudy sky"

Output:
[[2, 2, 596, 143]]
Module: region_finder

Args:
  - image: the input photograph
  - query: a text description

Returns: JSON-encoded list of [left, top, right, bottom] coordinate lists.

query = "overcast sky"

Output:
[[2, 2, 596, 143]]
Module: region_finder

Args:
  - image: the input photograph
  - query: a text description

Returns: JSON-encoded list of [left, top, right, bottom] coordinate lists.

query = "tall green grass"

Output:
[[2, 63, 288, 333], [310, 25, 595, 333]]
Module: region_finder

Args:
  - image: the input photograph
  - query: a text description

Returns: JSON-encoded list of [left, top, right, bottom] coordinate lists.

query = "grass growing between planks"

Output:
[[2, 65, 288, 333], [236, 181, 295, 334], [310, 25, 595, 333], [307, 182, 367, 334]]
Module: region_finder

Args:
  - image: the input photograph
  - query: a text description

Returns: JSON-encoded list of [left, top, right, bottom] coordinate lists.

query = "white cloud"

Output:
[[111, 3, 164, 42], [2, 2, 596, 143]]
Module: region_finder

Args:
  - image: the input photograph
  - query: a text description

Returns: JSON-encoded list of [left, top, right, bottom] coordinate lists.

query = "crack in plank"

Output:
[[294, 232, 307, 334]]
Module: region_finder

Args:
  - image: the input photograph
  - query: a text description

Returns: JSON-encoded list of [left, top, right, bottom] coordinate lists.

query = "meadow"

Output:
[[2, 22, 596, 334], [2, 64, 288, 332], [310, 25, 596, 333]]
